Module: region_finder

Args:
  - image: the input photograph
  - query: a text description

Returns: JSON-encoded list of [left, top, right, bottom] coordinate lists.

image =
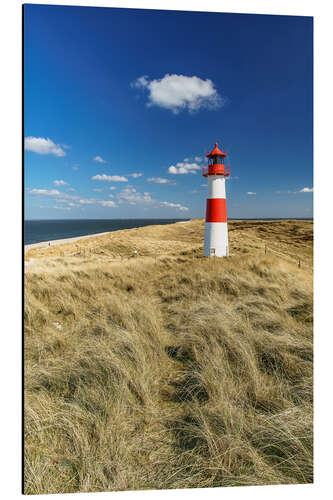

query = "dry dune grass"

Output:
[[24, 220, 313, 494]]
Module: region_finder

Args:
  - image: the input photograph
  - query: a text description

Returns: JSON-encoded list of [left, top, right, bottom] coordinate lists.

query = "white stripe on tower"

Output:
[[204, 175, 229, 257]]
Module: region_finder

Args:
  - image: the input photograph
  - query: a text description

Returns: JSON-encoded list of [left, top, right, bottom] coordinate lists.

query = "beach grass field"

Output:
[[24, 219, 313, 493]]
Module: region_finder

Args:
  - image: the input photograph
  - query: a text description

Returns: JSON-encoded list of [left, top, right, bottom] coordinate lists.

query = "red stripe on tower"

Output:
[[206, 198, 227, 222]]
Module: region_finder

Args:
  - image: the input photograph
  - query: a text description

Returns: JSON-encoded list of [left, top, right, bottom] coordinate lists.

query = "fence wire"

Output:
[[55, 240, 313, 273], [264, 245, 313, 272]]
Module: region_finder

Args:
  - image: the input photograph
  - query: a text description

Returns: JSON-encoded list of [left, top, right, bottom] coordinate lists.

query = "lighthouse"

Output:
[[202, 141, 230, 257]]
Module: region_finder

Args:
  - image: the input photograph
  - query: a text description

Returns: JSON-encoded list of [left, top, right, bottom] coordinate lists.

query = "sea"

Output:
[[24, 219, 189, 245]]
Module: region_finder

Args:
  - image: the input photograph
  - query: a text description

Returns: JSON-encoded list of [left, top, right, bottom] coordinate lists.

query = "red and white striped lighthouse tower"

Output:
[[202, 141, 230, 257]]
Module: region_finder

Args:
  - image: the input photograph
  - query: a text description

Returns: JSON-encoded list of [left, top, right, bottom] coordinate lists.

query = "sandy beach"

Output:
[[24, 231, 110, 254]]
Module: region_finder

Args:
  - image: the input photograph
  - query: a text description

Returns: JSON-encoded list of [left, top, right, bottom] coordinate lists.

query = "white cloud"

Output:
[[128, 173, 143, 178], [53, 179, 68, 186], [24, 137, 66, 157], [29, 188, 118, 209], [77, 198, 118, 208], [78, 198, 96, 205], [275, 188, 313, 194], [91, 174, 128, 182], [77, 197, 118, 208], [132, 75, 149, 88], [117, 187, 153, 204], [58, 194, 79, 201], [93, 188, 104, 192], [72, 165, 80, 171], [93, 156, 107, 163], [99, 200, 117, 207], [53, 206, 71, 210], [131, 74, 224, 113], [194, 156, 203, 162], [109, 186, 116, 191], [67, 187, 76, 192], [247, 192, 256, 195], [168, 160, 201, 175], [160, 201, 189, 211], [147, 177, 171, 184], [30, 190, 81, 204], [201, 183, 207, 187], [30, 189, 61, 196]]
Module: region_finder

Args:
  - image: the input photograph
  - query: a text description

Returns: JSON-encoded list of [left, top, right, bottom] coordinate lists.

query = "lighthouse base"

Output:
[[204, 222, 229, 257]]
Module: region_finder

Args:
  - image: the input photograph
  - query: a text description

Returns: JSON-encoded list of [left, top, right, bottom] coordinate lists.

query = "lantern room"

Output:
[[202, 141, 230, 177]]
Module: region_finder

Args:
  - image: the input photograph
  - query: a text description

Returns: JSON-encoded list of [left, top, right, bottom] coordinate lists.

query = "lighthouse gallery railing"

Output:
[[202, 165, 230, 177]]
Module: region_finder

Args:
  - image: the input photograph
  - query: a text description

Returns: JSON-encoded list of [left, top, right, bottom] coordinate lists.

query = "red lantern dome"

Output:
[[206, 141, 227, 158]]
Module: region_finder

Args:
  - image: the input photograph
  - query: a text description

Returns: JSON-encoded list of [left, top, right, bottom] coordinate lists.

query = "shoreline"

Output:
[[24, 220, 193, 252], [24, 231, 111, 253]]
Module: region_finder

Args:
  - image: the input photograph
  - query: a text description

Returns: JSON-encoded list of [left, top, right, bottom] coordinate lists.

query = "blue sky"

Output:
[[24, 4, 313, 219]]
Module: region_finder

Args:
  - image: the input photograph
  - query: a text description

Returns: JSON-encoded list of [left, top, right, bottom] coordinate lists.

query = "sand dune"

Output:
[[24, 219, 313, 494]]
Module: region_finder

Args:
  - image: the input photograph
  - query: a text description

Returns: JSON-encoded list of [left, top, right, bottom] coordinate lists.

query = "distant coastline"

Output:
[[24, 218, 190, 245]]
